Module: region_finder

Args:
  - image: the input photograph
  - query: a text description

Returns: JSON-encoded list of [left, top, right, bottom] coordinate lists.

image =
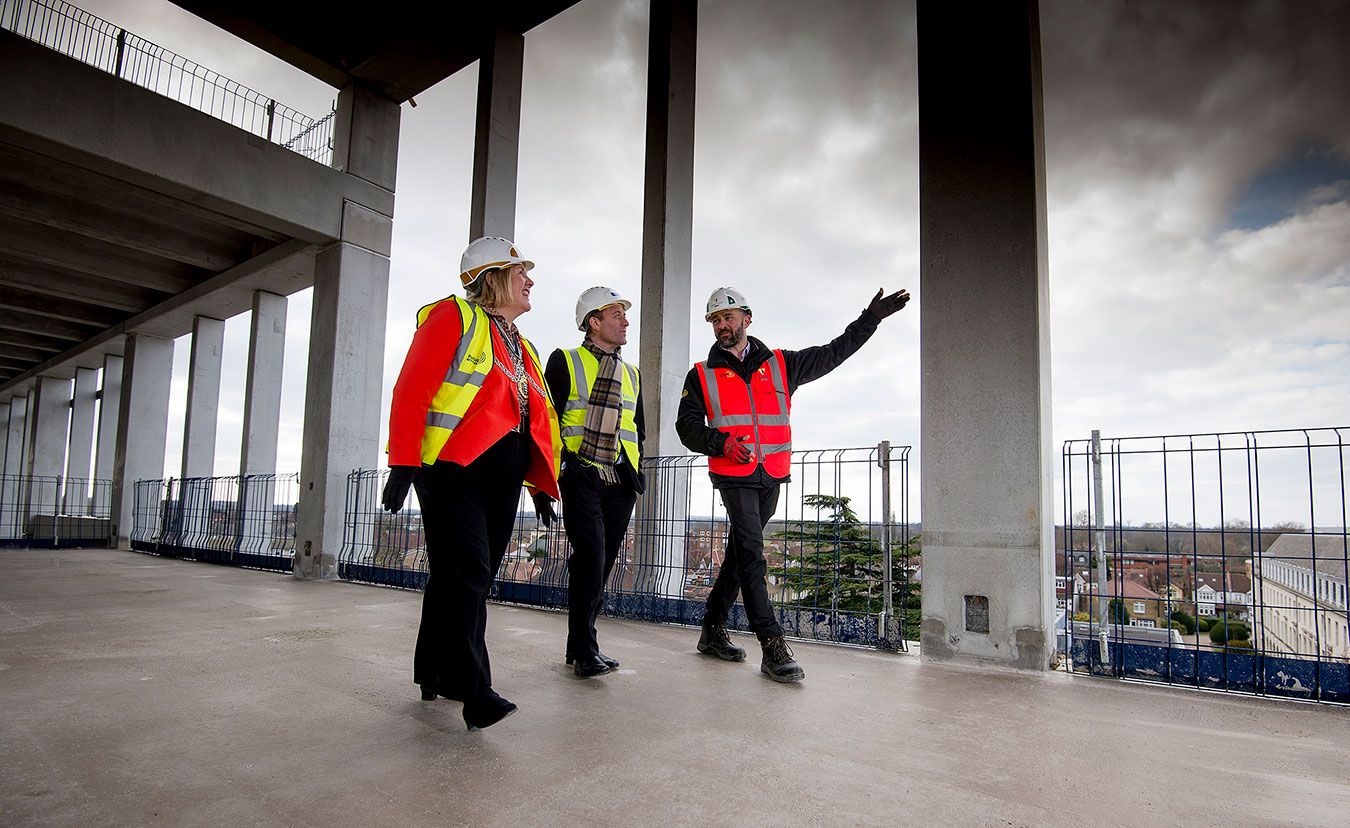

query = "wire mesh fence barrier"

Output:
[[1060, 427, 1349, 703], [128, 474, 299, 572], [340, 443, 914, 650], [1, 0, 336, 165], [0, 474, 113, 546]]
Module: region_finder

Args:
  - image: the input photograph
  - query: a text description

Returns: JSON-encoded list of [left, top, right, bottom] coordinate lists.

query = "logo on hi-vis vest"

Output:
[[467, 352, 487, 366]]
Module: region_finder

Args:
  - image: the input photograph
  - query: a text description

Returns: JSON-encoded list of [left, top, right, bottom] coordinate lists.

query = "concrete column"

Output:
[[238, 294, 285, 554], [180, 316, 225, 480], [26, 377, 71, 481], [469, 28, 524, 239], [297, 83, 398, 579], [94, 354, 123, 481], [0, 401, 10, 477], [633, 0, 697, 597], [24, 376, 72, 524], [65, 367, 99, 511], [110, 334, 174, 544], [0, 397, 25, 539], [239, 296, 285, 477], [916, 0, 1054, 669]]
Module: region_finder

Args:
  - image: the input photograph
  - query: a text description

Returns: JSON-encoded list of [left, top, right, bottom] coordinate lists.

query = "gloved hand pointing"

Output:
[[866, 288, 911, 321], [532, 492, 559, 528], [721, 434, 754, 464], [382, 466, 418, 513]]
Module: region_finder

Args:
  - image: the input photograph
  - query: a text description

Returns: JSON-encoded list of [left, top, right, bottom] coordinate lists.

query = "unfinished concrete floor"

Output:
[[2, 548, 1348, 827]]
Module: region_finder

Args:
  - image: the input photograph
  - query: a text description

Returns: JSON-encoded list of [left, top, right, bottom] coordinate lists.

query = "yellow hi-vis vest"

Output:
[[415, 295, 561, 475], [560, 346, 641, 471]]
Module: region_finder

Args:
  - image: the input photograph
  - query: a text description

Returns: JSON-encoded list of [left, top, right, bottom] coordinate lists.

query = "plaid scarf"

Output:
[[577, 339, 625, 484]]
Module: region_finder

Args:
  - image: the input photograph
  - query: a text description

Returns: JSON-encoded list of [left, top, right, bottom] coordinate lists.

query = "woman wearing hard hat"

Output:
[[381, 236, 562, 731]]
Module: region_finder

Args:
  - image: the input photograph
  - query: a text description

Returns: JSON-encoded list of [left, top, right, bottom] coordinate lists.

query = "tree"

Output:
[[1209, 620, 1250, 645], [1108, 598, 1129, 625], [1169, 610, 1196, 635], [770, 494, 914, 622]]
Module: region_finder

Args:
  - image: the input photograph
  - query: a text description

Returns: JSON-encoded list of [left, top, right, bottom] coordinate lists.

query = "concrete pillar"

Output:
[[239, 294, 285, 554], [110, 334, 174, 544], [297, 83, 398, 580], [633, 0, 697, 597], [916, 0, 1054, 669], [24, 376, 72, 523], [181, 316, 225, 480], [470, 28, 524, 240], [239, 295, 285, 477], [1, 397, 25, 539], [65, 367, 99, 511], [94, 354, 123, 485]]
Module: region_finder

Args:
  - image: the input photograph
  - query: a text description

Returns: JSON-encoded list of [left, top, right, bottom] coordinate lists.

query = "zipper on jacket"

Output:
[[743, 374, 762, 465]]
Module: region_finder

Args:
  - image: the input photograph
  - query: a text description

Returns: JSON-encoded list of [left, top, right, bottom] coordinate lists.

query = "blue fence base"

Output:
[[1070, 638, 1349, 703], [129, 541, 292, 574], [340, 562, 887, 647]]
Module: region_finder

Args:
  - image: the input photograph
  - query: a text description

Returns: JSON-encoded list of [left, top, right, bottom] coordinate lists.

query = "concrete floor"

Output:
[[2, 549, 1348, 827]]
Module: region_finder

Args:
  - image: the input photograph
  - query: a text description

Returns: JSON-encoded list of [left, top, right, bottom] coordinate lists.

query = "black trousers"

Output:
[[704, 484, 784, 641], [412, 431, 530, 703], [560, 461, 638, 659]]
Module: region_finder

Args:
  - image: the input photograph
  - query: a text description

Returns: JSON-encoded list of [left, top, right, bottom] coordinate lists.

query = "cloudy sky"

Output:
[[70, 0, 1350, 524]]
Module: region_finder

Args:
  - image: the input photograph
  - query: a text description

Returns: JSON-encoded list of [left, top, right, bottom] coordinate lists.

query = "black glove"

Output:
[[381, 466, 418, 513], [532, 492, 558, 528], [866, 288, 911, 320]]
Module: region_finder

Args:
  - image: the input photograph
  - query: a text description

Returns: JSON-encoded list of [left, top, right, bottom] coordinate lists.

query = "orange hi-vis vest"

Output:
[[696, 350, 793, 478]]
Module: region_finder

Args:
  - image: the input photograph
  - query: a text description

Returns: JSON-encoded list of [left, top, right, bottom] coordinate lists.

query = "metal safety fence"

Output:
[[340, 443, 915, 650], [1, 0, 336, 164], [1060, 427, 1349, 703], [129, 473, 298, 572], [0, 474, 113, 546]]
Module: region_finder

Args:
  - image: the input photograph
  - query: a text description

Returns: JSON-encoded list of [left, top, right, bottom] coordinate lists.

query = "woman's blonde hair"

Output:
[[465, 265, 517, 309]]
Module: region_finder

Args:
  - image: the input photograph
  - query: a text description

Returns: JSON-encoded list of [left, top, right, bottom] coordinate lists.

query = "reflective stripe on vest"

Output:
[[697, 350, 792, 478], [560, 347, 641, 471]]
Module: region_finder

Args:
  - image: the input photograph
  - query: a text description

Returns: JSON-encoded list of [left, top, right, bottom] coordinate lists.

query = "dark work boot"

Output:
[[697, 620, 747, 662], [760, 636, 805, 683]]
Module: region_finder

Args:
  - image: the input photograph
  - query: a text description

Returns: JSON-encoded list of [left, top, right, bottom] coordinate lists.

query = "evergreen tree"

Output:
[[770, 495, 915, 625]]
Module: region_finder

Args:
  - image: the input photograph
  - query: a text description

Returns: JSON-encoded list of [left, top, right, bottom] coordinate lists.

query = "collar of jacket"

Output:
[[704, 335, 773, 378]]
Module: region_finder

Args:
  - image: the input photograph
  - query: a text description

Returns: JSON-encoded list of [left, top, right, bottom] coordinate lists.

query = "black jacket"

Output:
[[676, 309, 881, 488], [545, 347, 646, 493]]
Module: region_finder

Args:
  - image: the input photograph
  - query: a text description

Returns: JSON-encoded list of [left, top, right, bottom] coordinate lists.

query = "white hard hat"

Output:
[[575, 285, 632, 331], [705, 286, 751, 321], [459, 236, 534, 288]]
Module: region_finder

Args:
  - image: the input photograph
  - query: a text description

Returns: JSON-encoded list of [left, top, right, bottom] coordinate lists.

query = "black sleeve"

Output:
[[634, 381, 646, 449], [676, 367, 727, 457], [544, 349, 570, 415], [780, 310, 880, 394]]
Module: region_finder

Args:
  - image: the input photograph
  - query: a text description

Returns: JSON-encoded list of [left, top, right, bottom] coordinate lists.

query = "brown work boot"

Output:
[[697, 620, 747, 662], [760, 635, 805, 683]]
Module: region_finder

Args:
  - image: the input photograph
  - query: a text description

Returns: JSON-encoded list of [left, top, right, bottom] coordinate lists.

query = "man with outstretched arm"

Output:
[[676, 285, 910, 682]]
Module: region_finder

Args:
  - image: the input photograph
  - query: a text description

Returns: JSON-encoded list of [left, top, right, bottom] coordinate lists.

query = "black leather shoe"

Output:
[[420, 684, 464, 702], [596, 652, 619, 670], [464, 692, 517, 731], [573, 656, 611, 678]]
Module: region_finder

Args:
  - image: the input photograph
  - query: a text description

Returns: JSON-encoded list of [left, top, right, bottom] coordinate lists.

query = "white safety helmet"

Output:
[[705, 286, 751, 321], [575, 285, 632, 332], [459, 236, 534, 288]]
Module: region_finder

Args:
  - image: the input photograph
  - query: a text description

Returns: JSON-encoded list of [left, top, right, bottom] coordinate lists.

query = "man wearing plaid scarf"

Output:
[[540, 287, 646, 678]]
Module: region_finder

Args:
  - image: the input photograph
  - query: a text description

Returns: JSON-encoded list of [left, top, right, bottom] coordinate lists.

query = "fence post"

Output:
[[877, 440, 896, 650], [1092, 430, 1110, 669], [114, 29, 126, 78], [266, 98, 276, 141]]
